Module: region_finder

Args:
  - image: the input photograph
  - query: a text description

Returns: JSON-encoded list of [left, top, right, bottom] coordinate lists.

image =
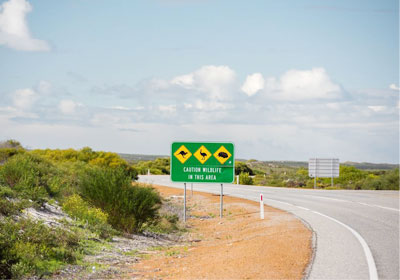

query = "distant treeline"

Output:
[[120, 153, 398, 171], [128, 154, 398, 190], [245, 160, 399, 190]]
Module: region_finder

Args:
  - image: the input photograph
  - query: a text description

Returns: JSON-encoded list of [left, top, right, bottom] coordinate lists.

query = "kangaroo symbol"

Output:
[[200, 149, 207, 160], [178, 150, 188, 158]]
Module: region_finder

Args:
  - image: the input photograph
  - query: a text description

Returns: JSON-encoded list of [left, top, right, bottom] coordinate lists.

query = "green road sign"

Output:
[[171, 142, 235, 183]]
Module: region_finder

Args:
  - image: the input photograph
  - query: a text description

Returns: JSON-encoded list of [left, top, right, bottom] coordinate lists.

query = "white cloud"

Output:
[[37, 80, 52, 94], [12, 88, 36, 109], [171, 74, 194, 89], [171, 65, 236, 100], [193, 100, 230, 111], [264, 68, 342, 100], [389, 84, 400, 91], [109, 106, 130, 111], [59, 100, 79, 115], [368, 105, 386, 112], [158, 104, 176, 113], [241, 73, 265, 96], [183, 103, 193, 109], [0, 0, 50, 51], [325, 102, 341, 110]]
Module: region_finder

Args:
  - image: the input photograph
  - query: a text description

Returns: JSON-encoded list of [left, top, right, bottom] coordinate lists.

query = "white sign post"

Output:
[[308, 158, 339, 188], [260, 194, 264, 219]]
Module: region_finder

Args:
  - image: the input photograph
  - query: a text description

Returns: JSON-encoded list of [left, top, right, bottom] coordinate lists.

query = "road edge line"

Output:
[[311, 210, 378, 280]]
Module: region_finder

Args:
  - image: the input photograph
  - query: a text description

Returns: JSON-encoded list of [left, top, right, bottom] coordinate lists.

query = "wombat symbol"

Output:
[[218, 152, 228, 158]]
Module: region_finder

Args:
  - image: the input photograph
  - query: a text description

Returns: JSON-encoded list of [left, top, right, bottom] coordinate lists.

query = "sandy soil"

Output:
[[126, 185, 312, 279]]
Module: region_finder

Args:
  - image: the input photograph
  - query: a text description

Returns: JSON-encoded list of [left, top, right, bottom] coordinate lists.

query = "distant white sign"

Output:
[[308, 158, 339, 178]]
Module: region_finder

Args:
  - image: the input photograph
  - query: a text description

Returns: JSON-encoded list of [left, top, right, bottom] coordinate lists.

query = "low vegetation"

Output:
[[0, 140, 180, 278], [248, 161, 399, 190], [0, 218, 81, 279], [131, 157, 170, 175], [125, 152, 398, 190]]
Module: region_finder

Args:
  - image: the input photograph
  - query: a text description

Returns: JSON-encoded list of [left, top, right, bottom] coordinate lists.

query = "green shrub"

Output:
[[0, 218, 82, 279], [31, 148, 138, 180], [62, 194, 115, 239], [0, 153, 58, 204], [62, 194, 108, 225], [0, 185, 15, 198], [239, 172, 253, 185], [79, 167, 161, 232], [144, 213, 180, 233], [0, 148, 25, 164], [335, 166, 367, 186], [356, 168, 399, 190], [253, 174, 267, 186], [132, 157, 170, 175], [235, 162, 254, 176], [0, 198, 19, 216]]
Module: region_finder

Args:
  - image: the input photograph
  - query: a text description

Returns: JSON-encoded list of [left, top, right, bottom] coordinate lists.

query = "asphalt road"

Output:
[[138, 175, 399, 280]]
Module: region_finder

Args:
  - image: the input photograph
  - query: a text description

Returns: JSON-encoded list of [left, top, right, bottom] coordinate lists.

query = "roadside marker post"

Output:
[[260, 194, 264, 219], [236, 175, 239, 184]]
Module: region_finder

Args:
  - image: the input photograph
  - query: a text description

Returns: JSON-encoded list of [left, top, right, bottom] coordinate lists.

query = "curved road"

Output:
[[139, 175, 399, 280]]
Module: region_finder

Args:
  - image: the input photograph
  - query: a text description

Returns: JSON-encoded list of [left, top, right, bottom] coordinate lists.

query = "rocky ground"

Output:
[[19, 197, 186, 280]]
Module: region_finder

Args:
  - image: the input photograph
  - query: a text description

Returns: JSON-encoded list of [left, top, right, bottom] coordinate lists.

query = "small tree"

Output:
[[239, 172, 253, 185], [235, 162, 254, 176]]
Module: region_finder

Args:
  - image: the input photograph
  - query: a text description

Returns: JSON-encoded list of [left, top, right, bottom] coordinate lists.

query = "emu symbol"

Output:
[[200, 149, 207, 160], [218, 152, 228, 158], [178, 150, 188, 158]]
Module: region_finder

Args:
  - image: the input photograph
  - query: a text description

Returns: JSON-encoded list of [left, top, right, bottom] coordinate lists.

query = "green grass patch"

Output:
[[0, 218, 83, 279]]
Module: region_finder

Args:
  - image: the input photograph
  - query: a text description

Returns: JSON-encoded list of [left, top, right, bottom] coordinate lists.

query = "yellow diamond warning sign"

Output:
[[194, 145, 211, 164], [173, 145, 192, 164], [213, 145, 232, 164]]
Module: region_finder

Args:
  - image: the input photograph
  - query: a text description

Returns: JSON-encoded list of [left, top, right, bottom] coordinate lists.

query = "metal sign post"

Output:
[[183, 183, 187, 222], [331, 158, 334, 188], [191, 183, 193, 197], [220, 184, 223, 218]]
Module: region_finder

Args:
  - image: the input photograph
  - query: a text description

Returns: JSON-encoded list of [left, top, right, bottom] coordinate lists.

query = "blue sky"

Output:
[[0, 0, 398, 163]]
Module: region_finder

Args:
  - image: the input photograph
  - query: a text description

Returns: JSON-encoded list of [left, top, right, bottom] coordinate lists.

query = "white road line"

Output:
[[260, 196, 379, 280], [311, 210, 379, 280], [358, 202, 399, 212], [304, 195, 349, 202], [232, 188, 399, 213], [263, 198, 294, 206], [297, 206, 310, 211], [304, 195, 399, 212]]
